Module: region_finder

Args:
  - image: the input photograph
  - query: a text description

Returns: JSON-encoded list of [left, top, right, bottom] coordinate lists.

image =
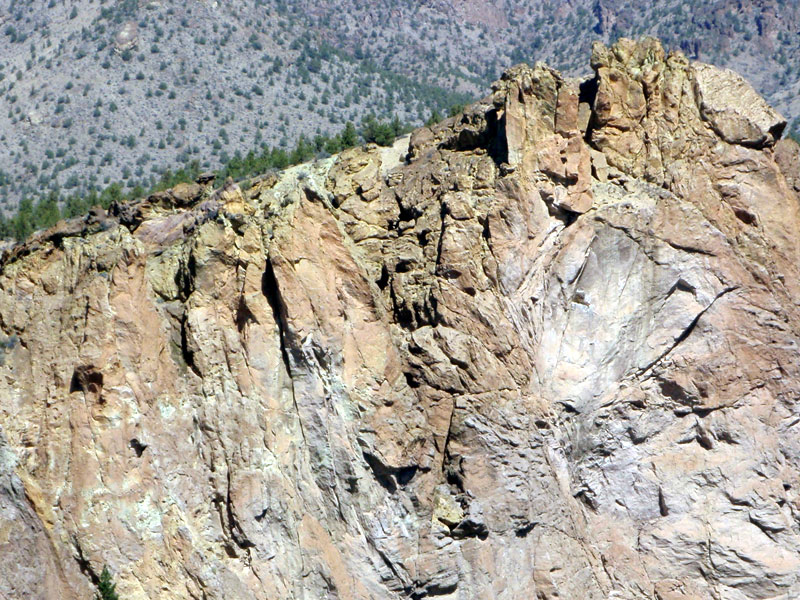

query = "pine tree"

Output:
[[10, 198, 34, 240], [361, 115, 395, 146], [340, 121, 358, 148], [33, 191, 61, 230], [94, 566, 119, 600], [425, 110, 443, 127]]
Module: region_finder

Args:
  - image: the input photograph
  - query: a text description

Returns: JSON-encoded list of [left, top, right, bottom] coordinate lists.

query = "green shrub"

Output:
[[94, 566, 119, 600], [361, 115, 407, 146]]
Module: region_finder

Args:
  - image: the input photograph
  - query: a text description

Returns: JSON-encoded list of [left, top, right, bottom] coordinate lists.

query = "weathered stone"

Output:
[[196, 171, 216, 186], [113, 21, 138, 54], [432, 485, 464, 527], [216, 177, 254, 215], [693, 62, 786, 147], [2, 38, 800, 600], [493, 64, 594, 213], [147, 182, 204, 209], [774, 137, 800, 194]]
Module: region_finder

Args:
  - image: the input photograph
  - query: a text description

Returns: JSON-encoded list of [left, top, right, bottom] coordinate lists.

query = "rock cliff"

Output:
[[2, 38, 800, 599]]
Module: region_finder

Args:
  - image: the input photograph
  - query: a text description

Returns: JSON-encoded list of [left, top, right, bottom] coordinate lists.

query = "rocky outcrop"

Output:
[[113, 21, 138, 54], [693, 62, 786, 147], [2, 38, 800, 599]]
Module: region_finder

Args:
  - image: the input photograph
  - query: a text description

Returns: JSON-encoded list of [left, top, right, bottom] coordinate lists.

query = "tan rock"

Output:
[[432, 485, 464, 527], [113, 21, 138, 54], [2, 38, 800, 600], [693, 62, 786, 147], [493, 65, 593, 213], [774, 137, 800, 194], [216, 177, 254, 215]]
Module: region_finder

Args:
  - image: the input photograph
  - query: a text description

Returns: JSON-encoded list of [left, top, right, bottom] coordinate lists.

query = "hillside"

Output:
[[2, 37, 800, 600], [0, 0, 799, 214]]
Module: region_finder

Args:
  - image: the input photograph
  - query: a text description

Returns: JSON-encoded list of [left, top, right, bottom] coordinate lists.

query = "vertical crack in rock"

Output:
[[261, 257, 306, 444], [486, 106, 509, 166], [72, 536, 100, 588], [179, 315, 202, 378], [176, 252, 196, 303], [579, 76, 599, 144], [658, 487, 669, 517], [211, 469, 255, 559], [441, 402, 463, 491], [224, 470, 255, 552]]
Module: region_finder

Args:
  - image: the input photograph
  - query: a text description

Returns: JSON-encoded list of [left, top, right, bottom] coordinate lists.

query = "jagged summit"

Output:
[[3, 0, 800, 213], [2, 39, 800, 600]]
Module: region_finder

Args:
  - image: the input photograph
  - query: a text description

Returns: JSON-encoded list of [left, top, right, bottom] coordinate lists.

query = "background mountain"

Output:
[[0, 0, 798, 213]]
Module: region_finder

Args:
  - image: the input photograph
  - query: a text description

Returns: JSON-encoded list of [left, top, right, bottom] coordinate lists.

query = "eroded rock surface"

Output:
[[2, 38, 800, 600]]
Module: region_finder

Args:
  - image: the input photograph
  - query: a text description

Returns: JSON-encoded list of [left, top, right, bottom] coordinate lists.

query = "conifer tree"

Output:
[[340, 121, 358, 148], [94, 566, 119, 600]]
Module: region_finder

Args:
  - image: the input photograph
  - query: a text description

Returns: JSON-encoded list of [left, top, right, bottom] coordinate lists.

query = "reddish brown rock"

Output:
[[2, 39, 800, 600]]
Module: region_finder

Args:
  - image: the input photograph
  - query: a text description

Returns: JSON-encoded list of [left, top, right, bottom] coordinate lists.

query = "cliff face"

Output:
[[2, 38, 800, 600]]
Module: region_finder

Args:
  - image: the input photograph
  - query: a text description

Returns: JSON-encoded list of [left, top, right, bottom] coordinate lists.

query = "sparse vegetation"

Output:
[[0, 119, 394, 240], [0, 0, 797, 237], [361, 114, 408, 146], [94, 566, 120, 600]]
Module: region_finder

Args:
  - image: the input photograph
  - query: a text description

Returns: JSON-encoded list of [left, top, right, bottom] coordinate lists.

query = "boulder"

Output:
[[693, 62, 786, 147]]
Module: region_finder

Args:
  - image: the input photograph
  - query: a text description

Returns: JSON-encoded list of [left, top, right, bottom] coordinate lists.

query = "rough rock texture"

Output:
[[2, 38, 800, 599], [693, 62, 786, 147]]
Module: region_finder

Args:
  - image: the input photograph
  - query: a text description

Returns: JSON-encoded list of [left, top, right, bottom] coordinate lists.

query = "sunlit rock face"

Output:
[[2, 38, 800, 600]]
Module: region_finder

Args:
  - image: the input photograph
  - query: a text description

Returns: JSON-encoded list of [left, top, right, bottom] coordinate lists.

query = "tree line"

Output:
[[0, 113, 429, 241]]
